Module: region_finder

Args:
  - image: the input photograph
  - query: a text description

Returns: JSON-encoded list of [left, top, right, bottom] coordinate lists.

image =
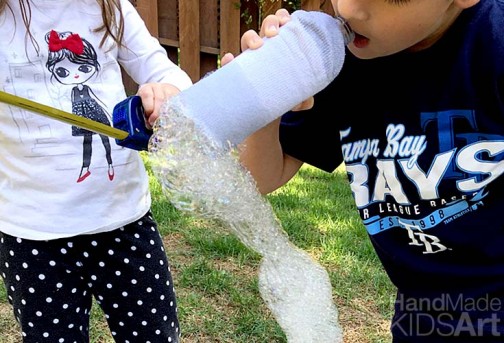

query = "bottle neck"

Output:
[[334, 16, 354, 45]]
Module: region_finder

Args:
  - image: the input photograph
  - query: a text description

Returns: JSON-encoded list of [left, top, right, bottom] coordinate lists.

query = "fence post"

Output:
[[157, 0, 180, 64], [220, 0, 241, 58], [179, 0, 201, 82], [199, 1, 220, 78]]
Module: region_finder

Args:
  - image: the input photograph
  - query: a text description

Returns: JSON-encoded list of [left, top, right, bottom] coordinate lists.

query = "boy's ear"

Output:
[[454, 0, 480, 9]]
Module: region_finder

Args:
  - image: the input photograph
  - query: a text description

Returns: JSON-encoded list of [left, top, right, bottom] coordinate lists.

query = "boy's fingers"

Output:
[[239, 10, 292, 52], [220, 52, 234, 66], [261, 9, 291, 37], [275, 8, 292, 26], [260, 14, 281, 37], [291, 97, 314, 112], [241, 30, 264, 51]]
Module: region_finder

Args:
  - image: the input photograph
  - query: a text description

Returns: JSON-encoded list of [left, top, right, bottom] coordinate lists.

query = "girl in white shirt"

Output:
[[0, 1, 192, 342]]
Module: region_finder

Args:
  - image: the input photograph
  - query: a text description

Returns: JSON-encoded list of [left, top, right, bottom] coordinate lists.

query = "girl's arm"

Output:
[[117, 0, 192, 124]]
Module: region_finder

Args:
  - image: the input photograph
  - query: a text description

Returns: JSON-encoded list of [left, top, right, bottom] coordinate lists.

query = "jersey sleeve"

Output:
[[279, 80, 344, 173]]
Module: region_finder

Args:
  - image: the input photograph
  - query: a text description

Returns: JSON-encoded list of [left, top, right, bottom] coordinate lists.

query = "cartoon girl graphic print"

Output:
[[45, 30, 114, 183]]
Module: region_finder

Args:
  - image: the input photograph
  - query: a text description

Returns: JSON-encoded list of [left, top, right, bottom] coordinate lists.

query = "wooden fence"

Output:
[[125, 0, 334, 91]]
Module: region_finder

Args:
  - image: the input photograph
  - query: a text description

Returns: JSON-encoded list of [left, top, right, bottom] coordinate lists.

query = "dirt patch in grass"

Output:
[[0, 304, 21, 343]]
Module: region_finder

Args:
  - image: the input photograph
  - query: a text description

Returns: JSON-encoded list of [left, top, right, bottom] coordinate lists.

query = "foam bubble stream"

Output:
[[148, 99, 342, 343]]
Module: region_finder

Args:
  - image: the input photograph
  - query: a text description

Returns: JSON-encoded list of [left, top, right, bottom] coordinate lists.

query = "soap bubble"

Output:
[[148, 97, 342, 343]]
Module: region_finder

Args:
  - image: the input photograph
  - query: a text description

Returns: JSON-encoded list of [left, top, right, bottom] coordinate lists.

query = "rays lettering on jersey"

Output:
[[340, 110, 504, 253]]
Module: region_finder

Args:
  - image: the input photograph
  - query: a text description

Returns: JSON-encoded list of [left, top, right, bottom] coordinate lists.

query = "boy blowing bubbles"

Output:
[[221, 0, 504, 342]]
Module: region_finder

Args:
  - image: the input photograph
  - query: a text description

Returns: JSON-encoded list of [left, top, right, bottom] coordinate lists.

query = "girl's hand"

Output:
[[136, 83, 181, 128], [220, 9, 313, 112]]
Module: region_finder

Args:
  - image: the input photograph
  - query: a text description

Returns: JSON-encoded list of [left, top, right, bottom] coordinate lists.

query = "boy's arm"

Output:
[[239, 119, 303, 195]]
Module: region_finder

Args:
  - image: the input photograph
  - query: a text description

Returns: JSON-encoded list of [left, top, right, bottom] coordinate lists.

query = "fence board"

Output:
[[199, 1, 219, 78], [156, 0, 179, 64], [157, 0, 178, 41], [179, 0, 201, 82], [134, 0, 158, 36], [261, 0, 283, 17], [200, 0, 219, 50], [220, 0, 241, 57]]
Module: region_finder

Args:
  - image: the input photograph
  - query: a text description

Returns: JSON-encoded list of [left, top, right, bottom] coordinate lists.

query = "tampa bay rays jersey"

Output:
[[280, 0, 504, 340]]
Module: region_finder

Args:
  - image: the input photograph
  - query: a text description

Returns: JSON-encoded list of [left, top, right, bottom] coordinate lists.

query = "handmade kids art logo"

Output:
[[392, 293, 503, 337]]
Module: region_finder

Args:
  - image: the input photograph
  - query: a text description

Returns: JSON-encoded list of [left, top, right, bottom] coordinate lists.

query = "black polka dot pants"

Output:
[[0, 211, 180, 343]]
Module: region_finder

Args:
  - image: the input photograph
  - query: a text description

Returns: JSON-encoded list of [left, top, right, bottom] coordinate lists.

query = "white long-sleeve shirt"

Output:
[[0, 0, 192, 240]]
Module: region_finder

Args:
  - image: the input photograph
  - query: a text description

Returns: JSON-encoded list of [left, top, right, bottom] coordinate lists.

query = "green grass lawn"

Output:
[[0, 163, 395, 343]]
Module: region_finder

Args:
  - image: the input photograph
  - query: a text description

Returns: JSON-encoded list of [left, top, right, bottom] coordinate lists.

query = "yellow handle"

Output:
[[0, 90, 128, 140]]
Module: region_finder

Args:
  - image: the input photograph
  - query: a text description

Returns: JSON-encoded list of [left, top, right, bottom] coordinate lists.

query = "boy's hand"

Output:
[[136, 83, 181, 129], [220, 9, 313, 111], [222, 8, 292, 65]]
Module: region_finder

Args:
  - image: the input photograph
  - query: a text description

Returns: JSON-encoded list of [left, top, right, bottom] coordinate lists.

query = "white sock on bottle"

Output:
[[161, 10, 350, 148]]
